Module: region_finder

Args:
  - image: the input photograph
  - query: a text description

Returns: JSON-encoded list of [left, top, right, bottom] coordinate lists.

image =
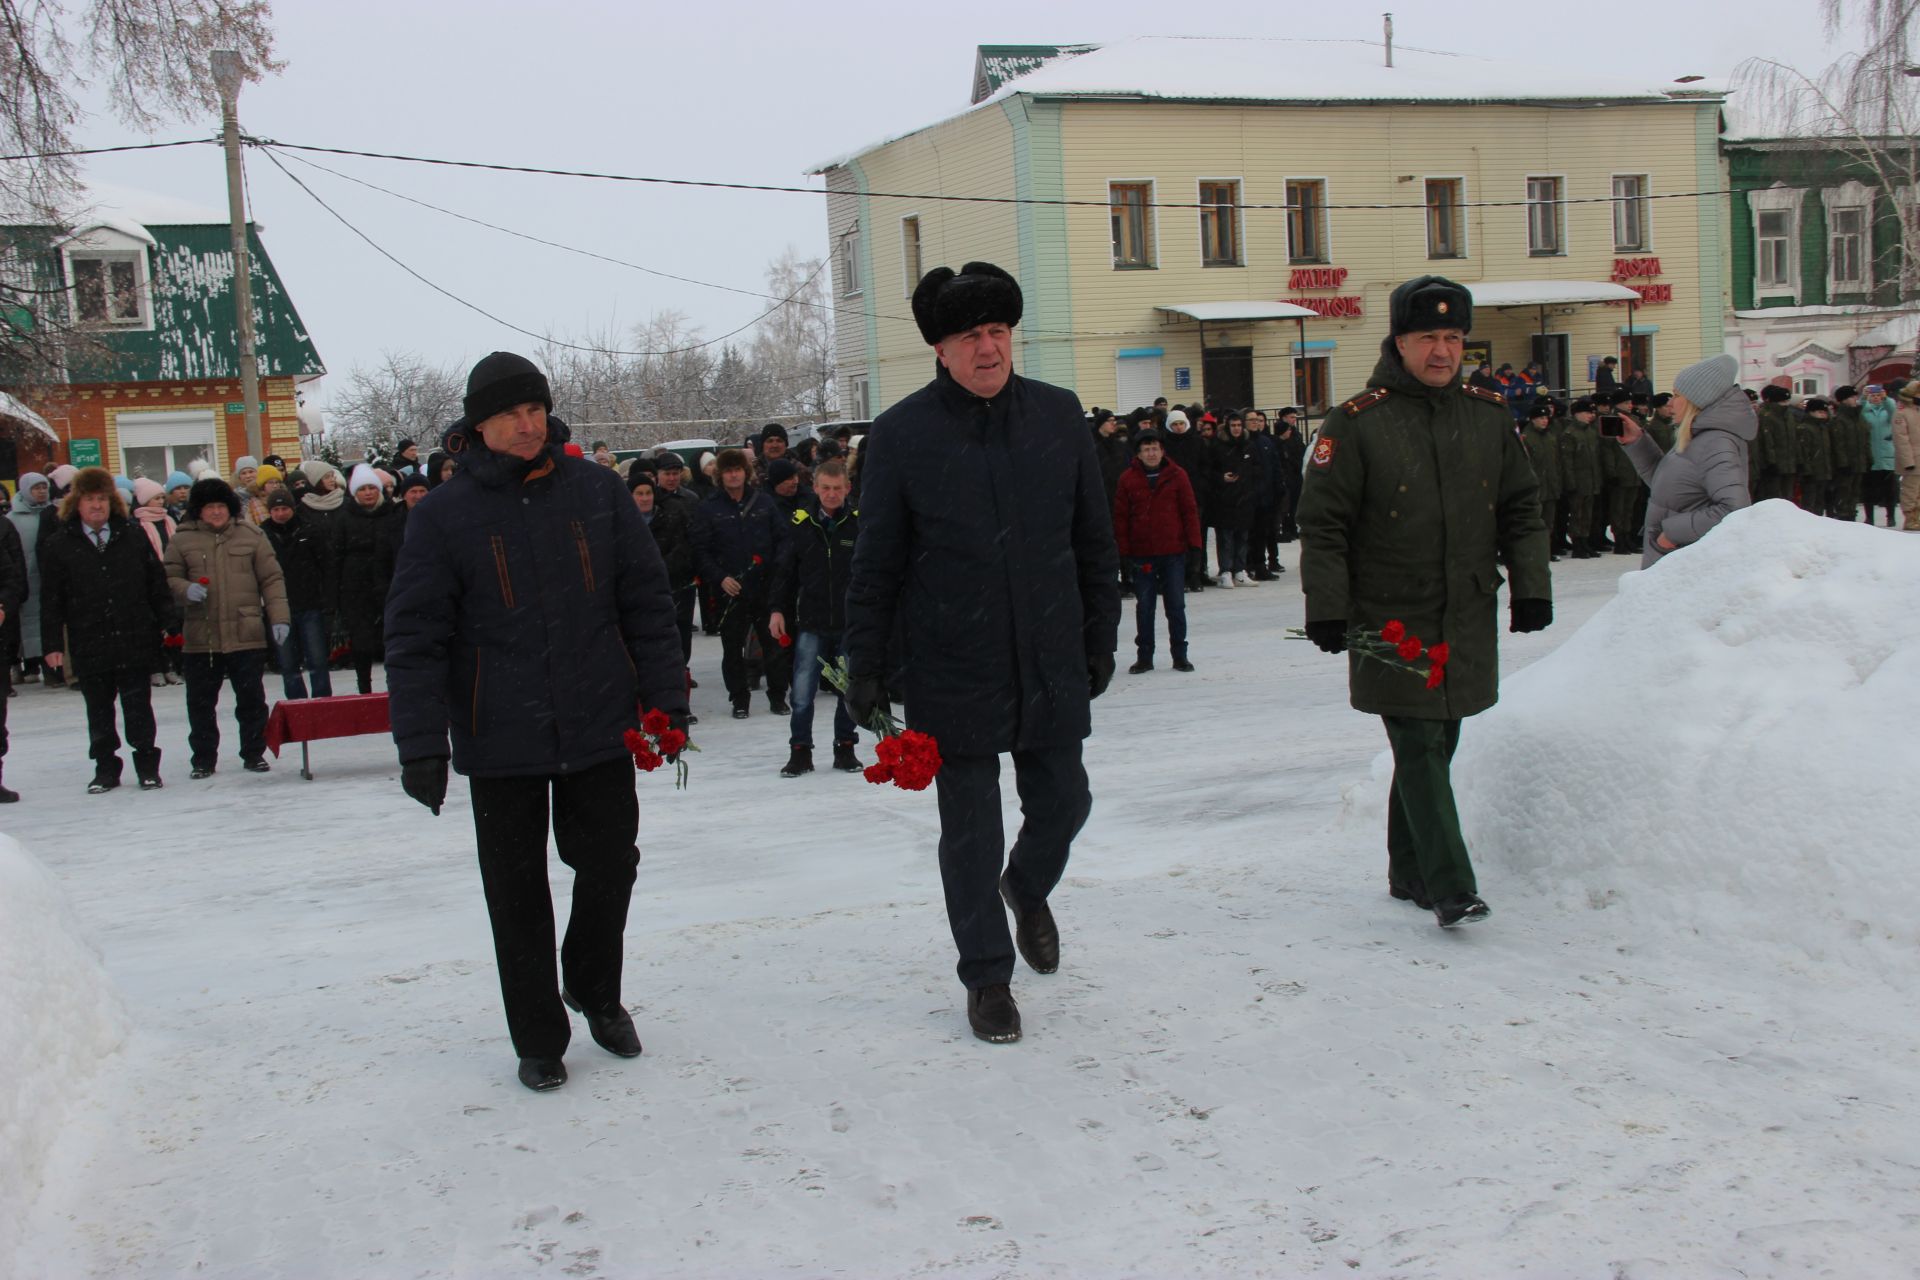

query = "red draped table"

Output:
[[265, 693, 392, 780]]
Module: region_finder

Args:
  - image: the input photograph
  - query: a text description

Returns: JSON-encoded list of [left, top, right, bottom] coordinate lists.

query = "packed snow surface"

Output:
[[5, 522, 1919, 1277], [0, 835, 125, 1266]]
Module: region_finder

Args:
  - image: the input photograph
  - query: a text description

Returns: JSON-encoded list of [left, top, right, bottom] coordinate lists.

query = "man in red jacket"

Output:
[[1112, 429, 1202, 674]]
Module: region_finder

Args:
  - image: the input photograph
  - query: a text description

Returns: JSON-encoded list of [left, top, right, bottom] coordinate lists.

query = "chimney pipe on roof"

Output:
[[1384, 13, 1394, 68]]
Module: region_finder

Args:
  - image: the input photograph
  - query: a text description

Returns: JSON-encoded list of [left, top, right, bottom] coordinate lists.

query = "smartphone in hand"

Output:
[[1599, 414, 1625, 438]]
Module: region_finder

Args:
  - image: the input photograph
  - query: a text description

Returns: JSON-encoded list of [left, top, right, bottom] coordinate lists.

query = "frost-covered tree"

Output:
[[324, 349, 462, 462]]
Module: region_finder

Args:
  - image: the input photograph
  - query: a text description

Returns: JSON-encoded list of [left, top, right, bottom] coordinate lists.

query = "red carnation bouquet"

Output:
[[1288, 618, 1449, 689], [624, 707, 697, 789], [819, 657, 942, 791]]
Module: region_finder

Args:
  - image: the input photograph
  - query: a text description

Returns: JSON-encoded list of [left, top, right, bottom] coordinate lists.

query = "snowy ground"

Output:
[[7, 523, 1920, 1279]]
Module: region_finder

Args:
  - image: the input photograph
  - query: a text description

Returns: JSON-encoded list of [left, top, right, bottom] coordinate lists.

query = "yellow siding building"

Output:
[[816, 36, 1728, 419]]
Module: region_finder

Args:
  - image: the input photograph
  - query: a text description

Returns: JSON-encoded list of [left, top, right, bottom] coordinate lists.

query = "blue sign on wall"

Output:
[[1174, 366, 1191, 391]]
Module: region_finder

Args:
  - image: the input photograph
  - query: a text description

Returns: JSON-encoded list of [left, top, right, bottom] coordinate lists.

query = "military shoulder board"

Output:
[[1342, 388, 1391, 417], [1465, 385, 1508, 409]]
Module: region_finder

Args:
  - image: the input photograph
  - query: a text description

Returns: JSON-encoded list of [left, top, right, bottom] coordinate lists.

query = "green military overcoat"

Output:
[[1522, 420, 1562, 497], [1299, 353, 1551, 722], [1559, 419, 1603, 496]]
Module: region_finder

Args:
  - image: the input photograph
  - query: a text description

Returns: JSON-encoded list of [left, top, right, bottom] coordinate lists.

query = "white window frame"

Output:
[[845, 374, 870, 421], [1108, 178, 1158, 269], [1424, 175, 1468, 259], [1821, 180, 1874, 297], [1284, 176, 1331, 265], [1611, 172, 1652, 253], [1196, 177, 1245, 269], [1526, 175, 1567, 257], [115, 408, 218, 479], [898, 213, 922, 298], [59, 227, 154, 331], [1749, 184, 1806, 303], [839, 222, 863, 297], [1115, 350, 1164, 409]]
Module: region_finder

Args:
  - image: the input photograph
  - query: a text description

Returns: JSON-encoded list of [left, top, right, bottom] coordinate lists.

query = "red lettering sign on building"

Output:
[[1287, 295, 1365, 318], [1287, 267, 1350, 291], [1611, 257, 1664, 281]]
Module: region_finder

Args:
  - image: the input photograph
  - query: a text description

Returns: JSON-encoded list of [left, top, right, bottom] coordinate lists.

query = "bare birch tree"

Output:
[[324, 349, 462, 462]]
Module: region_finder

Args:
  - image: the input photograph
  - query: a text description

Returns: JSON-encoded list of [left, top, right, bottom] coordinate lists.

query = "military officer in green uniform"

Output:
[[1829, 386, 1870, 519], [1559, 399, 1604, 558], [1595, 392, 1642, 554], [1521, 402, 1565, 561], [1795, 397, 1834, 514], [1756, 384, 1797, 501], [1645, 393, 1680, 453], [1297, 275, 1553, 928]]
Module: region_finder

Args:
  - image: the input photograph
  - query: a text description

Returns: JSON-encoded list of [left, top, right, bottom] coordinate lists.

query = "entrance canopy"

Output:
[[1156, 301, 1321, 323], [1467, 281, 1641, 308], [0, 390, 57, 443]]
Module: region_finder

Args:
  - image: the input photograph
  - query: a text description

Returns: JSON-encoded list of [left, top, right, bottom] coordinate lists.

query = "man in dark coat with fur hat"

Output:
[[1297, 275, 1551, 929], [842, 261, 1120, 1045], [385, 351, 688, 1093]]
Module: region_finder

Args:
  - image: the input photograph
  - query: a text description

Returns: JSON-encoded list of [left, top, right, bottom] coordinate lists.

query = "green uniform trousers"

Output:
[[1383, 715, 1476, 901], [1608, 483, 1639, 547], [1829, 473, 1860, 519], [1565, 493, 1594, 544], [1796, 479, 1828, 515]]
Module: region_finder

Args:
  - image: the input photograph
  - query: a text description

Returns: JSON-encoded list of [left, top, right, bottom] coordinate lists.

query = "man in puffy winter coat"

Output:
[[768, 458, 862, 778], [163, 476, 289, 778], [385, 352, 687, 1094], [1298, 276, 1550, 930], [691, 447, 788, 718], [1112, 429, 1202, 673], [842, 261, 1120, 1046]]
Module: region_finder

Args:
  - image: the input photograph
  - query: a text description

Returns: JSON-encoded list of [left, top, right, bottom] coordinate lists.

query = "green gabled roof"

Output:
[[2, 218, 324, 385], [77, 221, 324, 383], [971, 44, 1099, 104]]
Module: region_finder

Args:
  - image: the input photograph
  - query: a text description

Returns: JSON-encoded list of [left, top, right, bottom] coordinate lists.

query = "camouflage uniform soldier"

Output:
[[1828, 385, 1870, 519], [1559, 399, 1604, 558], [1756, 384, 1797, 501], [1297, 275, 1552, 929], [1521, 402, 1564, 562], [1795, 397, 1834, 514]]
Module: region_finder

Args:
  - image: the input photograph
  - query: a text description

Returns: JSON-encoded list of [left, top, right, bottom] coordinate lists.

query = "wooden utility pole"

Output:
[[212, 50, 263, 460]]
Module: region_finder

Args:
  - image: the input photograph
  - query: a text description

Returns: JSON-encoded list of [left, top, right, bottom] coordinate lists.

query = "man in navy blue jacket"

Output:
[[690, 448, 789, 719], [385, 352, 688, 1093], [843, 262, 1120, 1046]]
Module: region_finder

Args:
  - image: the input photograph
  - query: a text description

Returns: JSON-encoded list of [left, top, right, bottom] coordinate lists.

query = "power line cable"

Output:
[[257, 146, 825, 358], [249, 134, 1737, 212], [0, 137, 215, 162]]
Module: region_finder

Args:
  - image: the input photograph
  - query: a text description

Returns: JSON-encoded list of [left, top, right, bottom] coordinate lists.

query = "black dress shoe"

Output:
[[1389, 879, 1433, 910], [86, 775, 120, 795], [966, 984, 1021, 1043], [560, 989, 642, 1057], [1433, 893, 1491, 928], [244, 758, 271, 773], [517, 1057, 567, 1091], [189, 764, 214, 779], [1171, 658, 1195, 672], [999, 872, 1059, 974]]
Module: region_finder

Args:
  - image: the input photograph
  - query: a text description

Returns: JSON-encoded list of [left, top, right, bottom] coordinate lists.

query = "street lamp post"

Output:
[[212, 50, 263, 462]]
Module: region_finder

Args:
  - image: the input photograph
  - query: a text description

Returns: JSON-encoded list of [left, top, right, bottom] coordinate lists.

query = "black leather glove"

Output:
[[845, 673, 890, 728], [401, 757, 449, 816], [1510, 598, 1554, 633], [1305, 618, 1349, 654], [1088, 652, 1115, 700], [666, 713, 691, 761]]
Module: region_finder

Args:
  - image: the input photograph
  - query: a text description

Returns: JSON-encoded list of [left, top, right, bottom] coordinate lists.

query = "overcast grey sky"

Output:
[[70, 0, 1850, 416]]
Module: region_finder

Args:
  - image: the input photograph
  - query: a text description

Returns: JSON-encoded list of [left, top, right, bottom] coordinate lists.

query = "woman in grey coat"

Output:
[[6, 472, 50, 678], [1616, 353, 1755, 568]]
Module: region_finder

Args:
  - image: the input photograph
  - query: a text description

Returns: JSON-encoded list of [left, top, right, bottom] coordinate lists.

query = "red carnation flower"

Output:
[[1425, 665, 1446, 690], [1380, 620, 1406, 644], [622, 728, 647, 754], [1426, 642, 1450, 667], [777, 632, 793, 648], [751, 554, 764, 565], [641, 708, 672, 737], [657, 728, 687, 756], [864, 762, 893, 785], [1396, 636, 1424, 661], [196, 576, 210, 586]]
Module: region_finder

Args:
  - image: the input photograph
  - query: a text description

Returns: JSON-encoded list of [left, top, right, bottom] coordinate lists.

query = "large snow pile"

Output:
[[1441, 501, 1920, 974], [0, 834, 126, 1263]]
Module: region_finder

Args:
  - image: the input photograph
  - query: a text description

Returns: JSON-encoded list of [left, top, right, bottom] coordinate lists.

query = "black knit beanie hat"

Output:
[[462, 352, 552, 426]]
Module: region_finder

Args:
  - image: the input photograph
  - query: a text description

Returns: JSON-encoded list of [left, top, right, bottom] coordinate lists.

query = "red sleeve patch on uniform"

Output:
[[1311, 436, 1337, 468]]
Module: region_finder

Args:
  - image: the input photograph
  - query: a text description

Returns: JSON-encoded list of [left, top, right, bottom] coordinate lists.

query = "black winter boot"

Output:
[[0, 766, 17, 803], [831, 741, 863, 772], [967, 984, 1021, 1043], [1433, 893, 1491, 928], [780, 745, 813, 777]]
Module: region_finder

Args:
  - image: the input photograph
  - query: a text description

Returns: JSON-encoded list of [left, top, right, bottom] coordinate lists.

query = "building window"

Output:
[[1612, 174, 1650, 251], [1110, 182, 1154, 268], [1756, 210, 1794, 288], [1425, 179, 1464, 259], [68, 251, 147, 326], [1749, 185, 1805, 301], [839, 223, 862, 297], [1526, 177, 1564, 256], [1199, 180, 1242, 267], [1829, 206, 1867, 288], [900, 216, 921, 296], [846, 375, 870, 421], [1286, 180, 1327, 264], [116, 408, 217, 483], [1294, 355, 1331, 415]]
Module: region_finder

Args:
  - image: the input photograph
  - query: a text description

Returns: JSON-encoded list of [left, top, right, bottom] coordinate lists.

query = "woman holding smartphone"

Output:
[[1613, 354, 1755, 568]]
